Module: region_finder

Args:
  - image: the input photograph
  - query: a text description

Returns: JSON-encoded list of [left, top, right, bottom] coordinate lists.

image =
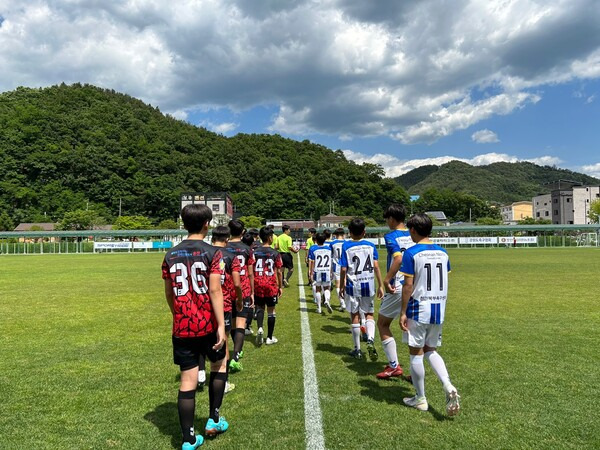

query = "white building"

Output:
[[533, 194, 552, 221], [573, 186, 600, 224], [180, 192, 235, 226]]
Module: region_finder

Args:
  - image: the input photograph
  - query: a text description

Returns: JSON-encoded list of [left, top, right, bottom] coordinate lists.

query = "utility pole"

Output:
[[119, 198, 122, 217]]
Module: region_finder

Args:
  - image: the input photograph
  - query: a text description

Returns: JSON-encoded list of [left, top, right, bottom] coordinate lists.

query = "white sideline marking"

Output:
[[297, 253, 326, 450]]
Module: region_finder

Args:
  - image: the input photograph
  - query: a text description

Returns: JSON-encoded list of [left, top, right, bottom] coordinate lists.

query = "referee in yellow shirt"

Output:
[[279, 225, 299, 287]]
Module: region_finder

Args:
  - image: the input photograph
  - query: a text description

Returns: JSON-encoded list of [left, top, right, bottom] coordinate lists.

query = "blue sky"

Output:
[[0, 0, 599, 177]]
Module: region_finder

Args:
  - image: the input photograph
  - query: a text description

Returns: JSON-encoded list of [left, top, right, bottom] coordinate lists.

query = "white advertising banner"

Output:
[[498, 236, 538, 245], [94, 242, 132, 250], [431, 237, 459, 245], [132, 242, 153, 249], [459, 237, 498, 245]]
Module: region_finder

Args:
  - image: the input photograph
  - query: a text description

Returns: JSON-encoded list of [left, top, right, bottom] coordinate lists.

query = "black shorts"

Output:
[[237, 296, 253, 317], [281, 252, 294, 269], [224, 311, 233, 333], [255, 295, 279, 308], [172, 334, 226, 371]]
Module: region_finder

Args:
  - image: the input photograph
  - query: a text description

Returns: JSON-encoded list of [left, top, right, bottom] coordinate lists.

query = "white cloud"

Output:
[[581, 162, 600, 178], [0, 1, 599, 143], [472, 129, 500, 144], [199, 120, 239, 135], [167, 109, 189, 121], [343, 150, 562, 178]]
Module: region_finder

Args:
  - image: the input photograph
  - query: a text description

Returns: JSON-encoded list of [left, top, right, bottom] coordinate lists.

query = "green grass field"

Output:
[[0, 248, 599, 449]]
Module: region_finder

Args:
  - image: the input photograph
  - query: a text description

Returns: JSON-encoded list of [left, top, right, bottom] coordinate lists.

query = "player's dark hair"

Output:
[[383, 203, 407, 223], [181, 204, 212, 234], [241, 232, 254, 246], [308, 227, 316, 234], [228, 219, 245, 237], [282, 224, 290, 232], [249, 228, 259, 236], [348, 218, 365, 237], [267, 224, 275, 231], [211, 225, 230, 243], [315, 233, 326, 245], [259, 226, 274, 243], [407, 213, 433, 237], [323, 229, 332, 240], [334, 227, 345, 237]]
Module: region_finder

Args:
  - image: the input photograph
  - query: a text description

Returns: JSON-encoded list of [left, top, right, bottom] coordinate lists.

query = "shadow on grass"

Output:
[[143, 402, 181, 448], [357, 379, 451, 422], [321, 324, 350, 335]]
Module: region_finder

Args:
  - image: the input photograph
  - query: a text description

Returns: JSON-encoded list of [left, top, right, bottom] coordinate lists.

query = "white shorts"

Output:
[[333, 271, 341, 281], [402, 319, 443, 348], [378, 293, 402, 319], [346, 295, 374, 314]]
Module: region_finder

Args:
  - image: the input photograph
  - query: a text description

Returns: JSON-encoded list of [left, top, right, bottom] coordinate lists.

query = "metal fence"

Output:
[[1, 224, 598, 255]]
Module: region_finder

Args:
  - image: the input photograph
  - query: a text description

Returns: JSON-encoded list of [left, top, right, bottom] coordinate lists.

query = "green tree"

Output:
[[0, 212, 14, 231], [476, 217, 502, 225], [588, 199, 600, 223], [517, 217, 552, 225], [157, 219, 178, 229], [57, 209, 105, 230], [113, 215, 154, 230], [238, 215, 264, 229]]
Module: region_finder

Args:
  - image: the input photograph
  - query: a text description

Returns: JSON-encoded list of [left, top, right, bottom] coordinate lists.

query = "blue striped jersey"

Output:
[[329, 239, 345, 274], [400, 242, 451, 325], [308, 244, 333, 283], [384, 229, 414, 288], [339, 240, 378, 298]]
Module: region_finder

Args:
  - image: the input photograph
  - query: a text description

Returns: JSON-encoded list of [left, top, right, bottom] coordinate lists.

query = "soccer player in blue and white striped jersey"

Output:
[[339, 218, 384, 360], [329, 228, 347, 312], [376, 203, 415, 380], [399, 213, 460, 416], [308, 233, 333, 314]]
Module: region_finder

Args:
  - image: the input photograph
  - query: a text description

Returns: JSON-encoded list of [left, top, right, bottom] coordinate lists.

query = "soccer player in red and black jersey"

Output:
[[224, 219, 255, 372], [253, 226, 283, 346], [162, 204, 229, 448], [211, 226, 243, 393]]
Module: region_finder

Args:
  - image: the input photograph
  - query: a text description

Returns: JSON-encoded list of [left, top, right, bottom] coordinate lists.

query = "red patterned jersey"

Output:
[[162, 239, 223, 338], [225, 241, 255, 298], [253, 246, 283, 297], [221, 251, 241, 313]]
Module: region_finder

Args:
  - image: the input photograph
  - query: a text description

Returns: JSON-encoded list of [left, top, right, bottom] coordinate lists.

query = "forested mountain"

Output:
[[0, 84, 408, 227], [395, 160, 600, 203]]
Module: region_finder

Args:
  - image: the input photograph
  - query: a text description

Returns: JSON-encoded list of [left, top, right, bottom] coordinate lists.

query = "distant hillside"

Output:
[[0, 84, 408, 227], [394, 160, 600, 203]]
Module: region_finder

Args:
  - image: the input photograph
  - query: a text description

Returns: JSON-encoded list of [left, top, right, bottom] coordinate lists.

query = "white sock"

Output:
[[365, 319, 375, 341], [382, 337, 398, 368], [351, 324, 361, 350], [425, 351, 452, 392], [359, 310, 366, 326], [315, 291, 322, 305], [324, 289, 331, 304], [336, 288, 340, 298], [410, 354, 426, 398], [312, 284, 317, 299]]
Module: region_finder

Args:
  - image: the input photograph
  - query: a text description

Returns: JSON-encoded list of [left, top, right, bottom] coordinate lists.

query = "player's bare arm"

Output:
[[233, 271, 243, 312], [383, 254, 402, 294], [248, 264, 255, 306], [209, 272, 226, 350], [164, 279, 175, 315], [339, 266, 347, 298], [400, 275, 413, 331], [308, 259, 314, 282], [374, 260, 384, 299], [277, 267, 283, 296]]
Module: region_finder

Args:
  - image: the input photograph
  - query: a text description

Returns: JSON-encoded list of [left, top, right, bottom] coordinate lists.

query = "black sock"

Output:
[[233, 328, 245, 360], [285, 269, 294, 282], [198, 354, 206, 371], [267, 314, 276, 339], [256, 308, 265, 329], [178, 389, 196, 444], [209, 372, 227, 422]]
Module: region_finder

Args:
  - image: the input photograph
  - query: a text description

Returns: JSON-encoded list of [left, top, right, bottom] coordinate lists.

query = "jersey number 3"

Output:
[[171, 262, 208, 296]]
